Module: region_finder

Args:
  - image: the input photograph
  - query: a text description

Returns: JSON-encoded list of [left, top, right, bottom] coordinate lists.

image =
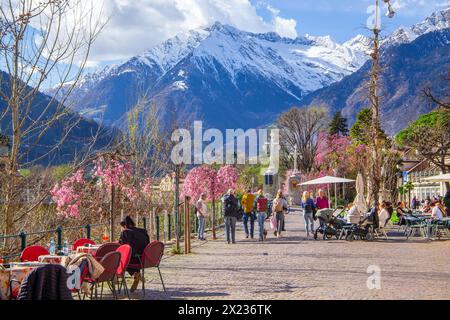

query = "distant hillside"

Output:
[[0, 71, 116, 165], [297, 28, 450, 135]]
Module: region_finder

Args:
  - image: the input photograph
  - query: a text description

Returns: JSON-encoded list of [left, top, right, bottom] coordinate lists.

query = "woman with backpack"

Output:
[[301, 191, 316, 239], [272, 190, 288, 238], [255, 189, 268, 241]]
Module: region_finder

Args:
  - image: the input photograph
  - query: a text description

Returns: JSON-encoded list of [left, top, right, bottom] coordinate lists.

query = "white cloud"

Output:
[[391, 0, 449, 15], [85, 0, 298, 65], [264, 3, 298, 38]]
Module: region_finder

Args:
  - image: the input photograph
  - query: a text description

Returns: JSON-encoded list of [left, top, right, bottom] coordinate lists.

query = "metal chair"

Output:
[[115, 244, 132, 299], [20, 245, 49, 262], [94, 243, 120, 261], [127, 241, 166, 295], [84, 251, 121, 300], [73, 238, 96, 250]]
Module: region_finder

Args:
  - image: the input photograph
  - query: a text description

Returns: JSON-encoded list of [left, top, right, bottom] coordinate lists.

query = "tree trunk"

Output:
[[212, 198, 217, 240]]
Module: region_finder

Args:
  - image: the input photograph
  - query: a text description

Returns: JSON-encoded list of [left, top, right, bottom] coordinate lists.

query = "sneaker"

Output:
[[274, 231, 278, 237], [130, 272, 141, 293], [246, 234, 249, 239]]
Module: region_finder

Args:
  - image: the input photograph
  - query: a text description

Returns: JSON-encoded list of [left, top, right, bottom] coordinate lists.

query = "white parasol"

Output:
[[300, 176, 355, 208], [354, 173, 368, 214]]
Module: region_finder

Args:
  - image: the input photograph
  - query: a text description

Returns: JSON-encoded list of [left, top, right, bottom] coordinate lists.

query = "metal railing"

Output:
[[1, 202, 225, 261], [0, 223, 107, 262]]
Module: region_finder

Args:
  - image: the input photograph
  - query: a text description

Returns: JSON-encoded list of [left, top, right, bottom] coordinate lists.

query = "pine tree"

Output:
[[329, 111, 349, 136]]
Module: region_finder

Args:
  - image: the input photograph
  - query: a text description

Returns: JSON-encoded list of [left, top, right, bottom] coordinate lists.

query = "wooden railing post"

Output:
[[184, 196, 191, 254]]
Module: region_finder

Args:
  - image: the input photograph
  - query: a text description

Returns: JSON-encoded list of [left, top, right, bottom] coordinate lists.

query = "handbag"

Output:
[[312, 207, 317, 221], [270, 215, 277, 230]]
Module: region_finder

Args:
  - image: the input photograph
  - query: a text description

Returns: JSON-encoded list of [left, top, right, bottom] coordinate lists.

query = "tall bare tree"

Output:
[[278, 106, 329, 174], [0, 0, 107, 237]]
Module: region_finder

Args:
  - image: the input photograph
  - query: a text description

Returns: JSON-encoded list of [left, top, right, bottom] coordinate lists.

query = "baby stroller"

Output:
[[344, 209, 377, 242], [314, 209, 346, 240]]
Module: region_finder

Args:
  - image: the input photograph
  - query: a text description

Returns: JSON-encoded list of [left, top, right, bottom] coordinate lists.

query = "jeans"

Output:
[[225, 216, 237, 243], [243, 213, 256, 238], [257, 212, 267, 240], [197, 216, 205, 239], [304, 212, 314, 234], [276, 212, 285, 235]]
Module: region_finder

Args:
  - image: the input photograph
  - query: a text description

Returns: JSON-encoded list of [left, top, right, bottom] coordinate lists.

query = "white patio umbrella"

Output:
[[300, 176, 355, 208], [354, 173, 368, 214], [424, 173, 450, 182]]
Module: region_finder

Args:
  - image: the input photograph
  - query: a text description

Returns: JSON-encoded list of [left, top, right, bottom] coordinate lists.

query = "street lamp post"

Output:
[[369, 0, 395, 211]]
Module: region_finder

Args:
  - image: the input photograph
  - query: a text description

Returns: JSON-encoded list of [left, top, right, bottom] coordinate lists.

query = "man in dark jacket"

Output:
[[17, 264, 73, 300], [223, 189, 239, 244]]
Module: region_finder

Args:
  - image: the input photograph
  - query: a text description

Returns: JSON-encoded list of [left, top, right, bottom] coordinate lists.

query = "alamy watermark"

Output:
[[170, 121, 280, 173], [366, 265, 382, 290], [366, 0, 396, 30]]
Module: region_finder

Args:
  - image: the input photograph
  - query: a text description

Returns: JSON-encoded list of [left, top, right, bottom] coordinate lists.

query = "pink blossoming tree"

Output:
[[182, 165, 239, 239]]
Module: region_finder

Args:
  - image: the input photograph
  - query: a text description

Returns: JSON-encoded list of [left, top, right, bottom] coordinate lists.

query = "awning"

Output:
[[423, 173, 450, 182]]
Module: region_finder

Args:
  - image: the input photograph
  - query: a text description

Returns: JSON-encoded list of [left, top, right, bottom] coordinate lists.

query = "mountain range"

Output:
[[47, 21, 373, 130], [297, 27, 450, 135], [47, 7, 449, 135]]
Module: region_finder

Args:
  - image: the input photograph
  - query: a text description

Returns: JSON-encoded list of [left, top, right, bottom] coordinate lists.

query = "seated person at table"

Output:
[[378, 201, 391, 229], [119, 216, 150, 292], [430, 201, 444, 221], [438, 201, 447, 218], [422, 200, 431, 214], [395, 202, 406, 224]]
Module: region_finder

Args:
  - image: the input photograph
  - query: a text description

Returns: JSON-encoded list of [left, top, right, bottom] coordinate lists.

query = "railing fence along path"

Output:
[[0, 200, 225, 261]]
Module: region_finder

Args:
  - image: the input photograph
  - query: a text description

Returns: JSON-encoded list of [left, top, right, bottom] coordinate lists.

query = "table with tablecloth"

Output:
[[38, 255, 64, 265], [0, 263, 46, 300], [76, 245, 100, 256]]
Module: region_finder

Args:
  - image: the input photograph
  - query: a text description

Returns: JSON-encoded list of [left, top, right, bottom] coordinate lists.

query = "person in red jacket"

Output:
[[315, 189, 330, 209]]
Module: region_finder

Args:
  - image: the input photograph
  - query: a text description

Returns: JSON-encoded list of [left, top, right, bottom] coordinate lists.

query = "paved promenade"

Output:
[[130, 207, 450, 300]]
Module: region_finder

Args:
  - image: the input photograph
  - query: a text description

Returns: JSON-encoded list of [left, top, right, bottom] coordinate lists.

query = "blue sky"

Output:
[[252, 0, 449, 42], [66, 0, 448, 67]]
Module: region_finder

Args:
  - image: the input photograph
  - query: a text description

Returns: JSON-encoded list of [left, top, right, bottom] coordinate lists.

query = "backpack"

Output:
[[274, 198, 283, 212], [224, 196, 236, 216], [304, 203, 312, 213], [256, 197, 268, 212]]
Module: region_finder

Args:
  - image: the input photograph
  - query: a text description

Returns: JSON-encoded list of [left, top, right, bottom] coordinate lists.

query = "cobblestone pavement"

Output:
[[127, 207, 450, 300]]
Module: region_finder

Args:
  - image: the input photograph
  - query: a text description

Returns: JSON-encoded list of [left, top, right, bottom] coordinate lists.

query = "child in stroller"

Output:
[[314, 209, 346, 240], [343, 207, 377, 241]]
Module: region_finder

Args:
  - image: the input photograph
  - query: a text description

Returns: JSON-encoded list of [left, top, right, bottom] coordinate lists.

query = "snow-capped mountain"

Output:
[[46, 7, 449, 131], [383, 6, 449, 45], [297, 28, 450, 135], [48, 21, 370, 128]]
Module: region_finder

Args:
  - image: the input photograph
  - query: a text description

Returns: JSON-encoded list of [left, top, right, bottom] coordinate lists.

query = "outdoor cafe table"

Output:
[[0, 262, 47, 300], [76, 245, 100, 256], [38, 255, 64, 265]]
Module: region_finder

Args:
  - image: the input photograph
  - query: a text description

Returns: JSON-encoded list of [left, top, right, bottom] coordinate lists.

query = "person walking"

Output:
[[196, 193, 208, 241], [255, 190, 269, 241], [241, 189, 256, 239], [301, 191, 316, 239], [272, 190, 288, 238], [223, 189, 239, 244]]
